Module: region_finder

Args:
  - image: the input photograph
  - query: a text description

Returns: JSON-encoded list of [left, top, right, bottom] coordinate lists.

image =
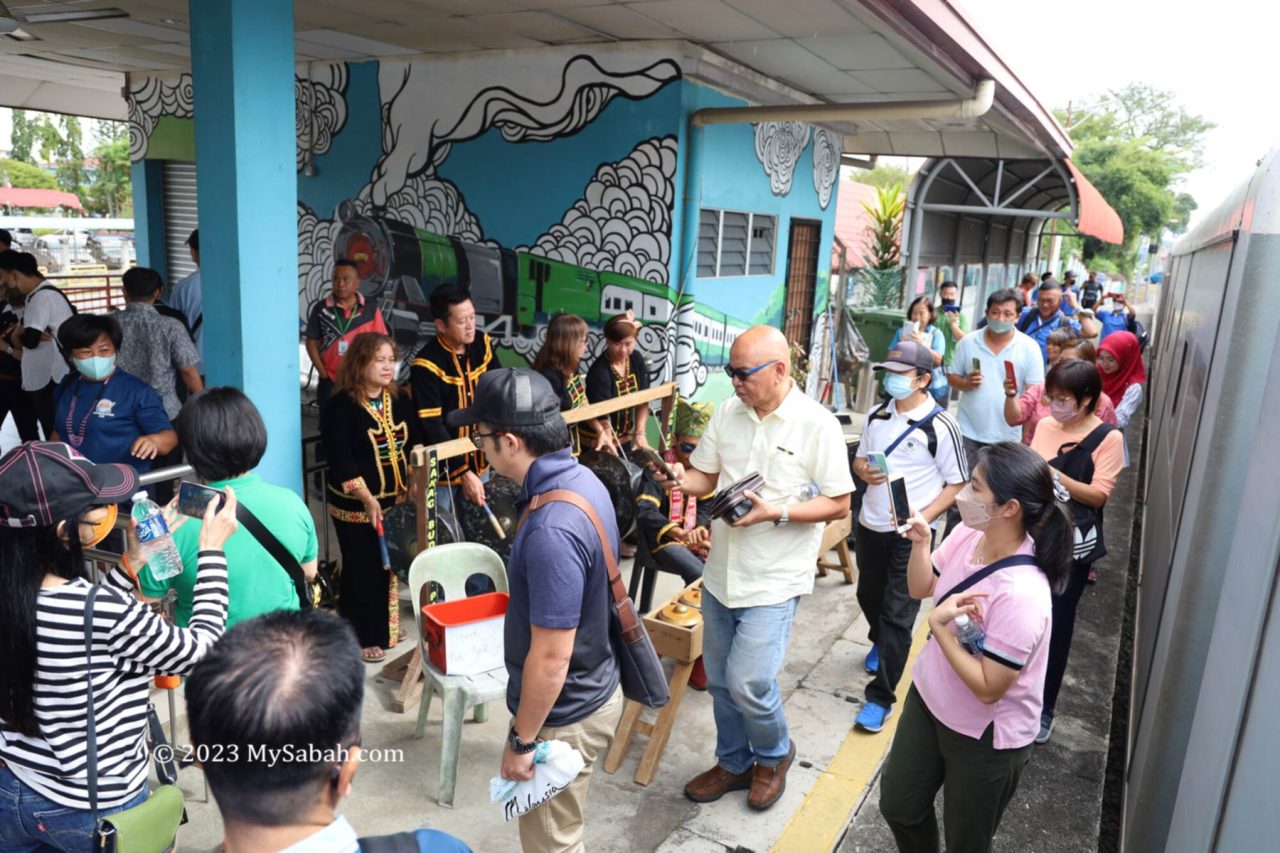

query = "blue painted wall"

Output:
[[297, 60, 382, 220]]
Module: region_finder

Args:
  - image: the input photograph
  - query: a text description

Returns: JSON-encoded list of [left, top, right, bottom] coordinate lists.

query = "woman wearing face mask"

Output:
[[0, 442, 235, 847], [51, 313, 176, 471], [1028, 359, 1123, 743], [1002, 339, 1118, 446], [878, 441, 1072, 852], [887, 297, 949, 407]]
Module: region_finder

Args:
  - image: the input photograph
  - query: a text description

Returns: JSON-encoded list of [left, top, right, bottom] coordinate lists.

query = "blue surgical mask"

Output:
[[988, 319, 1015, 334], [882, 372, 918, 400], [74, 355, 116, 381]]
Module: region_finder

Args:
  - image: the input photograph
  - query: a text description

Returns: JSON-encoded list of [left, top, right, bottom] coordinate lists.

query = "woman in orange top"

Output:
[[1028, 360, 1124, 743]]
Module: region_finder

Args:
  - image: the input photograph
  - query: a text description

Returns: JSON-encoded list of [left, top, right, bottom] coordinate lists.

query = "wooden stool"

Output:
[[816, 512, 856, 583], [604, 580, 703, 786]]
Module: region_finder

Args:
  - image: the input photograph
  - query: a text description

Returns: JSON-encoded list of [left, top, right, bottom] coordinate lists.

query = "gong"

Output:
[[577, 448, 638, 537], [461, 475, 521, 560], [382, 500, 455, 583]]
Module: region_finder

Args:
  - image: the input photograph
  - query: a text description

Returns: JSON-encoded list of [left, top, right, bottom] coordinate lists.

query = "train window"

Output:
[[698, 208, 778, 278]]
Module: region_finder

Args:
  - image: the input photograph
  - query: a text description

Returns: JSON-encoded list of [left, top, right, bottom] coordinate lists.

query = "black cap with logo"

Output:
[[0, 442, 137, 528]]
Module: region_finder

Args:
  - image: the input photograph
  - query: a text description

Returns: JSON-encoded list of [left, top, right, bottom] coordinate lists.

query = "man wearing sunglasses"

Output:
[[657, 325, 854, 812]]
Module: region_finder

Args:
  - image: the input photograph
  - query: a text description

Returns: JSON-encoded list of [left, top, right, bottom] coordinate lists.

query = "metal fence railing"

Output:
[[45, 274, 126, 314]]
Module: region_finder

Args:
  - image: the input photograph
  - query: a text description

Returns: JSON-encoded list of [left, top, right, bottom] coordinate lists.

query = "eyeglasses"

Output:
[[678, 442, 698, 454], [471, 430, 504, 447], [723, 360, 779, 382]]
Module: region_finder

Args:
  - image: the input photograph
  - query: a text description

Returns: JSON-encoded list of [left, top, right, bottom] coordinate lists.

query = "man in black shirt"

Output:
[[0, 253, 39, 442]]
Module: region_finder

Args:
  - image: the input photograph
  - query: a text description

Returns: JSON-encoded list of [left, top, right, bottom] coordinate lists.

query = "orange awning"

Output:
[[0, 187, 84, 211], [1066, 160, 1123, 245]]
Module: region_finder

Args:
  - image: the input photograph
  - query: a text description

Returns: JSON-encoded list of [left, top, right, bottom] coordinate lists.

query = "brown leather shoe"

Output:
[[748, 740, 797, 811], [684, 764, 753, 802]]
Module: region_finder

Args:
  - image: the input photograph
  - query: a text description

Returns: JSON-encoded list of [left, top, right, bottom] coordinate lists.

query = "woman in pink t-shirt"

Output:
[[1003, 337, 1118, 446], [1029, 359, 1124, 744], [878, 442, 1074, 852]]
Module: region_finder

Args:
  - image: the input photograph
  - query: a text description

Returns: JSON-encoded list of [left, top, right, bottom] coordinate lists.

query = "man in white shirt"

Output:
[[851, 341, 967, 733], [186, 609, 470, 853], [662, 325, 853, 811], [948, 288, 1046, 471], [4, 252, 72, 438]]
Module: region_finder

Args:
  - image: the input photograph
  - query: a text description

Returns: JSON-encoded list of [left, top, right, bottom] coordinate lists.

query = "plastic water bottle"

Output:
[[131, 492, 184, 581], [953, 614, 986, 655], [791, 482, 821, 501]]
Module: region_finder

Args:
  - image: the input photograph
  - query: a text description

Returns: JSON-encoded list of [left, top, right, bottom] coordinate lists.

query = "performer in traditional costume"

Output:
[[532, 312, 618, 455], [322, 333, 422, 663], [585, 311, 652, 448], [410, 284, 493, 538]]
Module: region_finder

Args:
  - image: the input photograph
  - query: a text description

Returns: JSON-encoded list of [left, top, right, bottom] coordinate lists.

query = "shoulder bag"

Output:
[[520, 489, 670, 709], [84, 586, 186, 853]]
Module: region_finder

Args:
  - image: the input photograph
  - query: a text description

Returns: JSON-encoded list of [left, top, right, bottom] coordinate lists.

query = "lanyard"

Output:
[[332, 301, 359, 336], [64, 376, 112, 448]]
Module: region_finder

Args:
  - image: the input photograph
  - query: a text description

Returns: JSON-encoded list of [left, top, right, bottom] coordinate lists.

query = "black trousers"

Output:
[[880, 686, 1032, 853], [653, 542, 704, 586], [856, 524, 920, 707], [1041, 558, 1093, 719], [0, 378, 39, 442], [334, 516, 393, 649], [26, 381, 55, 440]]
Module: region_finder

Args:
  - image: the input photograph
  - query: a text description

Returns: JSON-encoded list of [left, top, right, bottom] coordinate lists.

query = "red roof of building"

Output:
[[0, 187, 84, 211], [832, 180, 885, 269]]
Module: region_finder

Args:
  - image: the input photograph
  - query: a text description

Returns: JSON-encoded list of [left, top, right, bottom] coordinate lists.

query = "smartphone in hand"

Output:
[[178, 481, 226, 519], [887, 475, 912, 533], [1004, 360, 1017, 386], [868, 451, 889, 476], [971, 357, 982, 374]]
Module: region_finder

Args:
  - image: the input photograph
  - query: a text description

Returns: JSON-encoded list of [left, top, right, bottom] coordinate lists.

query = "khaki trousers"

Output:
[[517, 687, 624, 853]]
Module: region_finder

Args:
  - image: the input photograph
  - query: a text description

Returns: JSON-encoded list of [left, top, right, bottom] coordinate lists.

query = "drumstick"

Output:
[[483, 503, 507, 540]]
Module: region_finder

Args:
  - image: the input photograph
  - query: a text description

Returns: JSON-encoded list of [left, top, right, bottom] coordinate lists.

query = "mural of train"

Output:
[[332, 200, 751, 366]]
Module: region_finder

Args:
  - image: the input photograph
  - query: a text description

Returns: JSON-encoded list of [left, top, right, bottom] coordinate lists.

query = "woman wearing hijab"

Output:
[[1096, 331, 1145, 430]]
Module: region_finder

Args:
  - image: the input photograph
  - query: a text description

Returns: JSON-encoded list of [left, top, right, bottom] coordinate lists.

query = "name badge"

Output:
[[337, 339, 349, 356]]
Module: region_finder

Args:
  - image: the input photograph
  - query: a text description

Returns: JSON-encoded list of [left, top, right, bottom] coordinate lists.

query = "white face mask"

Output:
[[955, 483, 998, 530]]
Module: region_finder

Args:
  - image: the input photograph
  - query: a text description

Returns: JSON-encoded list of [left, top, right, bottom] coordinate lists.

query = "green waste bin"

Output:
[[850, 307, 906, 364]]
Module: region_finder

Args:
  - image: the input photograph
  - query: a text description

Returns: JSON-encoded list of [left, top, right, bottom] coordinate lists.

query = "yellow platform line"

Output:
[[773, 620, 933, 853]]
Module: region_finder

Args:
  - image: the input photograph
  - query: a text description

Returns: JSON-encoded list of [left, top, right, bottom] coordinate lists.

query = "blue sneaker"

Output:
[[864, 644, 880, 674], [855, 702, 893, 733]]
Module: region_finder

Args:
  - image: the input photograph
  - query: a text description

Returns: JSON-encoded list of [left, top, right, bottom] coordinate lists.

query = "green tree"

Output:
[[52, 115, 89, 200], [1057, 84, 1213, 276], [9, 110, 38, 164], [87, 121, 132, 216], [0, 157, 57, 190]]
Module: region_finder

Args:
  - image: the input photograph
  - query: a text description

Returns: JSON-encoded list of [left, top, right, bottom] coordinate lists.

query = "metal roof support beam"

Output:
[[1001, 165, 1056, 207], [922, 203, 1072, 218], [690, 79, 994, 126], [945, 158, 992, 208]]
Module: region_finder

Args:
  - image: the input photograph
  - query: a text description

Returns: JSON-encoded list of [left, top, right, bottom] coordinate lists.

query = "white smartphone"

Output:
[[903, 320, 918, 337]]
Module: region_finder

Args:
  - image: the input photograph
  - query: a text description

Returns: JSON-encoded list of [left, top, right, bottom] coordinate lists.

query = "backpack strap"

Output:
[[236, 503, 312, 609], [1053, 423, 1115, 462], [518, 489, 643, 644], [883, 406, 943, 458], [935, 554, 1038, 606]]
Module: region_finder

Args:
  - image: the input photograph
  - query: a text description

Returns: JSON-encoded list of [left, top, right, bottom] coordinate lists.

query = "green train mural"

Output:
[[333, 200, 752, 367]]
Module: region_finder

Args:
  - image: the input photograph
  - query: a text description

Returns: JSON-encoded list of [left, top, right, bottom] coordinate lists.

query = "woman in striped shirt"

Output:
[[0, 442, 236, 850]]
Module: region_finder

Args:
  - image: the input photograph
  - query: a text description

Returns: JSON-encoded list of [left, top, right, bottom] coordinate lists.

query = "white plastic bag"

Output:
[[489, 739, 586, 821]]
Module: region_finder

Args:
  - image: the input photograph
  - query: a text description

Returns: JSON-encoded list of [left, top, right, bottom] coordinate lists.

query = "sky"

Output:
[[963, 0, 1280, 227]]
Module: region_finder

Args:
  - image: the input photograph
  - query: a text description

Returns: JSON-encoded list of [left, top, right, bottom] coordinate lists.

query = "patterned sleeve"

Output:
[[108, 550, 228, 675]]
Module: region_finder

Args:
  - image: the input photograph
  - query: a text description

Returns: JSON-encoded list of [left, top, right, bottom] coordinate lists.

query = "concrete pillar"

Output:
[[189, 0, 300, 492], [129, 159, 167, 282]]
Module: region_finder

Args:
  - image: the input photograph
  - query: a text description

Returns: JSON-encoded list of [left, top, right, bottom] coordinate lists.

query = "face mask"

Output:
[[882, 373, 918, 400], [81, 503, 118, 548], [955, 483, 997, 530], [74, 355, 116, 381], [1049, 398, 1081, 424], [987, 319, 1015, 334]]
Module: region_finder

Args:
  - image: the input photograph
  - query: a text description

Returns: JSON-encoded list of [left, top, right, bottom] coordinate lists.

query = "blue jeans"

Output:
[[700, 590, 799, 773], [0, 766, 146, 853]]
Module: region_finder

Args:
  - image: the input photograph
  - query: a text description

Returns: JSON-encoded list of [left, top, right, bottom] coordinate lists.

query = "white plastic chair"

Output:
[[408, 542, 509, 807]]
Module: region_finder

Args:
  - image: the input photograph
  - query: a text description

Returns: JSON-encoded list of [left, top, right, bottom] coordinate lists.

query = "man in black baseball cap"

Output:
[[454, 368, 624, 850]]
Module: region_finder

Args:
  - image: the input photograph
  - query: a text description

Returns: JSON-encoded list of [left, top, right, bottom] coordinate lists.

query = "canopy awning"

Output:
[[0, 187, 85, 211], [1067, 160, 1124, 244]]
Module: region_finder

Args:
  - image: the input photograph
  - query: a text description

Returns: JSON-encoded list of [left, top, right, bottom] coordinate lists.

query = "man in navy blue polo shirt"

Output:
[[1016, 279, 1099, 363], [448, 368, 621, 852]]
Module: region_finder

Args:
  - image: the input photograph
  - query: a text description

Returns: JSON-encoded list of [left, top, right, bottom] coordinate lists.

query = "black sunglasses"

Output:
[[678, 442, 697, 454], [723, 360, 779, 382]]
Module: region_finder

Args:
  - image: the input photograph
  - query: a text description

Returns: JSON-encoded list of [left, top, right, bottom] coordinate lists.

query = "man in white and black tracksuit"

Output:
[[851, 341, 968, 734]]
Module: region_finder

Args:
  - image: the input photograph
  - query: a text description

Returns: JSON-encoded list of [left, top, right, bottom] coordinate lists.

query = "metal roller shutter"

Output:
[[162, 161, 198, 282]]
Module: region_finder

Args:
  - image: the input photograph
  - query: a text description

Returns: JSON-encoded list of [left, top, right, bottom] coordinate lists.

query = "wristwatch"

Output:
[[508, 727, 538, 755], [774, 506, 790, 527]]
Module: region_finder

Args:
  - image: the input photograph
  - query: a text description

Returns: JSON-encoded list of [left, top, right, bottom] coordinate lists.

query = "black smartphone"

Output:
[[887, 476, 912, 533], [178, 481, 225, 518], [943, 304, 960, 314]]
